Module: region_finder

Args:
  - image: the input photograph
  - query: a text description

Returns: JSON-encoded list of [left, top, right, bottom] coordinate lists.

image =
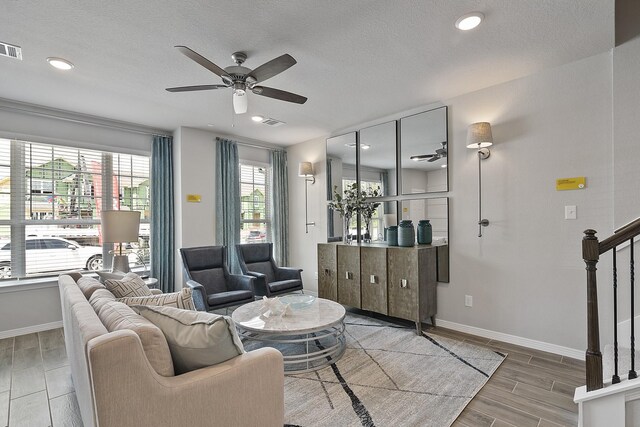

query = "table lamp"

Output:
[[100, 210, 140, 273]]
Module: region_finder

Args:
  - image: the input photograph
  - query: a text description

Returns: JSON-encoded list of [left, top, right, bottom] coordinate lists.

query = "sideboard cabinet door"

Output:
[[318, 244, 337, 301], [361, 246, 388, 314], [337, 245, 361, 308]]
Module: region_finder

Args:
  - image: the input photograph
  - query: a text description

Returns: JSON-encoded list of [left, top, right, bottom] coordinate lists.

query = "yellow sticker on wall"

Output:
[[556, 177, 586, 191], [186, 194, 202, 203]]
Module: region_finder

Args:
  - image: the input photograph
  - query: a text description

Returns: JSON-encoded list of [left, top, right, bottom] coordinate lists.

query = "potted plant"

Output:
[[328, 183, 361, 244], [360, 187, 381, 242]]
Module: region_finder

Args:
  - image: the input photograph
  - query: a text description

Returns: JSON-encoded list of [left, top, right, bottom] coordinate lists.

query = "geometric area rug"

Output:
[[282, 313, 506, 427]]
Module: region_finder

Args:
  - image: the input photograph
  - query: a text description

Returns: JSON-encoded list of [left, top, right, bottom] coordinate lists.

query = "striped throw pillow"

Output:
[[117, 287, 196, 311]]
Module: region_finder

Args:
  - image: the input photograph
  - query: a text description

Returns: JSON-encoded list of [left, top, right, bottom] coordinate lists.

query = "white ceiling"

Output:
[[0, 1, 613, 146]]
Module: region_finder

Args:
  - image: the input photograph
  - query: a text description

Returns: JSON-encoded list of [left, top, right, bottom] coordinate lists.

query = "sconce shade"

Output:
[[383, 214, 397, 228], [298, 162, 314, 177], [466, 122, 493, 148], [101, 211, 141, 243]]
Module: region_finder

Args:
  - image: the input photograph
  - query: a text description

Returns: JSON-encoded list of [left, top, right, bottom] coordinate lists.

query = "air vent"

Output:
[[261, 117, 286, 127], [0, 42, 22, 60]]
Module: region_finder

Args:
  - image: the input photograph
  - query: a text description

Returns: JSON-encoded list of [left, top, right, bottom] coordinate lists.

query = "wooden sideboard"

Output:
[[318, 242, 440, 334]]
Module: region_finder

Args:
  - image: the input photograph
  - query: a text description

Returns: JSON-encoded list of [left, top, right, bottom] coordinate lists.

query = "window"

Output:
[[239, 163, 271, 244], [0, 138, 151, 280]]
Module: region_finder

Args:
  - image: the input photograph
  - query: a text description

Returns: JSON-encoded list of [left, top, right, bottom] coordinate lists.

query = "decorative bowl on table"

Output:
[[279, 294, 317, 310]]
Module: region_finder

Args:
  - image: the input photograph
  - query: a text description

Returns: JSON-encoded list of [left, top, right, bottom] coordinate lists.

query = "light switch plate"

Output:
[[565, 205, 577, 220], [465, 295, 473, 307]]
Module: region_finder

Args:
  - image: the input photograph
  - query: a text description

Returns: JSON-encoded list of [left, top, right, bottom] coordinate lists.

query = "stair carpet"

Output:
[[603, 343, 640, 381]]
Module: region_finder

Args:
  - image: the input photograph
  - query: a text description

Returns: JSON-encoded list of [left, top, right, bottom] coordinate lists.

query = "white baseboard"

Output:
[[0, 321, 63, 340], [436, 319, 585, 361]]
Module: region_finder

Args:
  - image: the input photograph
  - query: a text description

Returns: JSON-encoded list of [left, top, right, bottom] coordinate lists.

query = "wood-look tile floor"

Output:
[[0, 326, 584, 427], [0, 329, 82, 427]]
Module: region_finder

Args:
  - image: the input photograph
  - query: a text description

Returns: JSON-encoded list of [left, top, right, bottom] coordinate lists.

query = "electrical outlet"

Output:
[[314, 271, 318, 280], [465, 295, 473, 307]]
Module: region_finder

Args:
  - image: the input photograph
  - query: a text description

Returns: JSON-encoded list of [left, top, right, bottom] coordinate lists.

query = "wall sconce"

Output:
[[298, 162, 316, 233], [466, 122, 493, 237]]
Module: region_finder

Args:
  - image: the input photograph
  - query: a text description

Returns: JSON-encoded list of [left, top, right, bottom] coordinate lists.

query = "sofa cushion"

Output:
[[77, 276, 106, 299], [96, 301, 174, 377], [207, 290, 254, 307], [89, 288, 117, 313], [134, 305, 244, 375], [104, 272, 153, 298], [117, 287, 196, 311]]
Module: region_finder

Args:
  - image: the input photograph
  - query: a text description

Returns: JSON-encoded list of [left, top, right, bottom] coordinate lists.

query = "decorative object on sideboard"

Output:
[[386, 225, 398, 246], [360, 186, 381, 243], [398, 220, 415, 247], [383, 213, 397, 242], [328, 183, 360, 244], [417, 220, 432, 245], [299, 162, 316, 233], [100, 210, 140, 273], [466, 121, 493, 237]]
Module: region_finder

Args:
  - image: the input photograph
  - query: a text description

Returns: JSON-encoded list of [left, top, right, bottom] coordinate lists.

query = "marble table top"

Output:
[[231, 297, 345, 334]]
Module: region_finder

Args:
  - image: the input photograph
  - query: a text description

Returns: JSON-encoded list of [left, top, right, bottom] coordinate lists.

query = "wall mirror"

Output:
[[400, 106, 448, 195], [359, 121, 397, 198], [400, 197, 449, 282], [326, 132, 356, 241]]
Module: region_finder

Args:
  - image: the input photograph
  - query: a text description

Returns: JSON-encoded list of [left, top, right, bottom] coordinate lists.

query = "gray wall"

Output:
[[288, 50, 617, 355]]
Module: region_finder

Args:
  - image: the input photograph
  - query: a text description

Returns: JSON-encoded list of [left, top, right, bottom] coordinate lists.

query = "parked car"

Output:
[[0, 236, 129, 279], [246, 230, 266, 242]]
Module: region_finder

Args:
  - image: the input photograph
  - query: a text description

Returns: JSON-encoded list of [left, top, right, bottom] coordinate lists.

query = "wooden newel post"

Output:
[[583, 229, 603, 391]]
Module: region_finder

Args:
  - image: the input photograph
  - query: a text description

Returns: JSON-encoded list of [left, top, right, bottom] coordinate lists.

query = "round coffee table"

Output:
[[231, 297, 346, 374]]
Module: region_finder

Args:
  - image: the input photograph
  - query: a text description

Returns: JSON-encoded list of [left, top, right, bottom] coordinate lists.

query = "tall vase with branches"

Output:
[[360, 187, 381, 243], [328, 183, 361, 244]]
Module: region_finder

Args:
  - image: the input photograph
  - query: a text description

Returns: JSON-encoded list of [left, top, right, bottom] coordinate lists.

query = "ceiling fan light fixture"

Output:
[[233, 91, 247, 114], [455, 12, 484, 31]]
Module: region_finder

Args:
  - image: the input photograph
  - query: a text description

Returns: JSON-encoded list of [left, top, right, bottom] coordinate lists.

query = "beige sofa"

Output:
[[58, 273, 284, 427]]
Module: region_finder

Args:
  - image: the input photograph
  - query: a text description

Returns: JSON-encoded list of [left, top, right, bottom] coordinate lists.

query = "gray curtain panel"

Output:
[[270, 150, 289, 266], [215, 137, 241, 273], [151, 135, 175, 293]]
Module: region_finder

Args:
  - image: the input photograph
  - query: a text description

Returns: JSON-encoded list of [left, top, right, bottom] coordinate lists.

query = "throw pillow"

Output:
[[104, 272, 152, 298], [133, 305, 244, 375], [76, 276, 106, 299], [96, 301, 174, 377], [117, 287, 196, 311]]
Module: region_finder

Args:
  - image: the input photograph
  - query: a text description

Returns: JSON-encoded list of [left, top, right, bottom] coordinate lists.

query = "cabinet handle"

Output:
[[345, 271, 353, 280], [400, 279, 408, 288], [324, 269, 330, 276], [370, 275, 377, 284]]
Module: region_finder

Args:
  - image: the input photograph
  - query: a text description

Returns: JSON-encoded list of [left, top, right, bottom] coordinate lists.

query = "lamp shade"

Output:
[[101, 211, 141, 243], [466, 122, 493, 148], [298, 161, 314, 177], [233, 91, 247, 114]]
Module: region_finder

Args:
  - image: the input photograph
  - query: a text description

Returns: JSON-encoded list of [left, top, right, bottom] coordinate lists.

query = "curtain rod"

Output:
[[233, 140, 284, 151], [0, 104, 172, 138]]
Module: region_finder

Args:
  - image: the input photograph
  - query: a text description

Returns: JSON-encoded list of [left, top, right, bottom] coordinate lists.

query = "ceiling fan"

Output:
[[166, 46, 307, 114], [410, 141, 448, 162]]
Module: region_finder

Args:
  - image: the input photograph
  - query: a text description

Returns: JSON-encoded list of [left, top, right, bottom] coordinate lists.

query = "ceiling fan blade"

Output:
[[410, 154, 435, 161], [166, 84, 228, 92], [252, 86, 307, 104], [175, 46, 231, 79], [248, 54, 297, 83], [427, 155, 441, 162]]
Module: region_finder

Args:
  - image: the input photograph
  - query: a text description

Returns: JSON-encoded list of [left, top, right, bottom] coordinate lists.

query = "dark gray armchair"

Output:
[[180, 246, 255, 311], [236, 243, 303, 297]]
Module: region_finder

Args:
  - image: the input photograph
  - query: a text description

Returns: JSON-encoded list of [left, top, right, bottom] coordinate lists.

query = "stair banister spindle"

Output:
[[630, 237, 637, 379], [613, 250, 620, 384], [583, 229, 603, 391]]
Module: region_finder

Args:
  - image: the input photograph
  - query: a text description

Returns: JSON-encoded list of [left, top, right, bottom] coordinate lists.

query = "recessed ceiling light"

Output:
[[455, 12, 484, 31], [251, 115, 264, 122], [361, 144, 371, 150], [207, 124, 215, 127], [441, 164, 447, 168], [46, 57, 74, 70]]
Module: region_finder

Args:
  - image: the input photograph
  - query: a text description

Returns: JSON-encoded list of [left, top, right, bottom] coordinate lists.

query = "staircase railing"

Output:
[[583, 216, 640, 391]]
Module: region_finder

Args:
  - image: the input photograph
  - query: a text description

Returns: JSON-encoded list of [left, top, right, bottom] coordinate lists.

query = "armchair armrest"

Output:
[[227, 274, 255, 292], [185, 280, 208, 311], [245, 271, 268, 297], [275, 266, 303, 281]]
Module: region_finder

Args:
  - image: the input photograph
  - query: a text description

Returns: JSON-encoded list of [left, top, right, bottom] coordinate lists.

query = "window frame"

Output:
[[0, 138, 151, 281], [239, 160, 272, 244]]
